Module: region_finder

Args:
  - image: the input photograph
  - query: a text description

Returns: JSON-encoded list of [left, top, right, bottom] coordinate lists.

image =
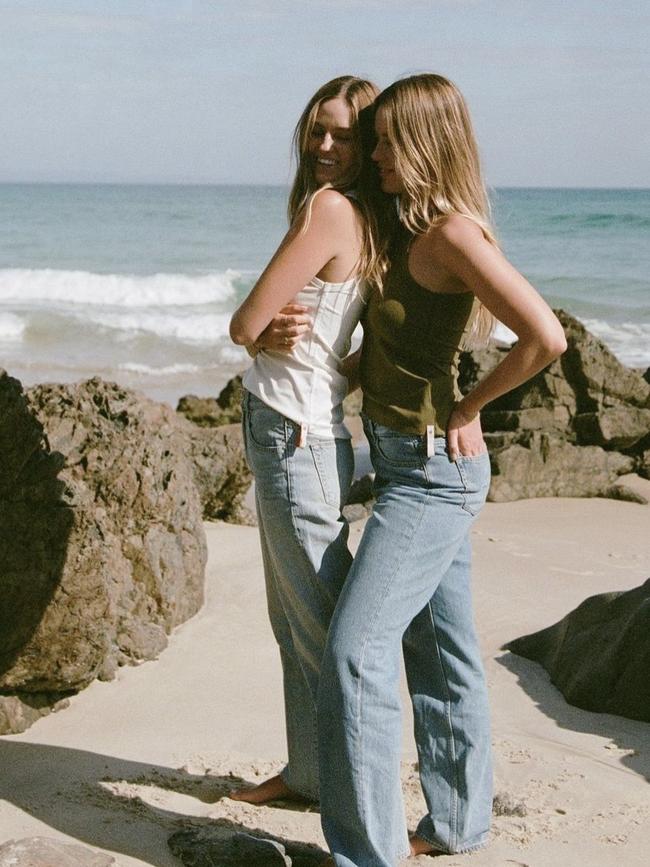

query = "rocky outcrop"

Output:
[[459, 309, 650, 501], [506, 579, 650, 723], [0, 838, 114, 867], [177, 417, 254, 525], [177, 375, 244, 427], [176, 375, 253, 523], [0, 373, 207, 733]]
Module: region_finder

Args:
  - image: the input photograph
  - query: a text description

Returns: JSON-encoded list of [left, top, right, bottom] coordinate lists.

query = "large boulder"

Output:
[[506, 579, 650, 723], [485, 432, 634, 501], [0, 373, 207, 733]]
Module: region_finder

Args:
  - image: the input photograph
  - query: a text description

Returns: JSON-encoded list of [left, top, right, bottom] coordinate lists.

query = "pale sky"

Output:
[[1, 0, 648, 187]]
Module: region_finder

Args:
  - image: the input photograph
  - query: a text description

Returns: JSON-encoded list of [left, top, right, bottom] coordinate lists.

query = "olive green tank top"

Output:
[[360, 230, 475, 435]]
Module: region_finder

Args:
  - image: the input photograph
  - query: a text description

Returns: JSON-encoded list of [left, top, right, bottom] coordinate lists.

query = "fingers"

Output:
[[447, 426, 459, 462], [279, 313, 312, 329], [275, 321, 311, 338]]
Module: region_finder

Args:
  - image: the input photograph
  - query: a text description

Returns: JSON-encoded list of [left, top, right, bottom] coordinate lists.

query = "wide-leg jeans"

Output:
[[242, 390, 354, 801], [318, 416, 492, 865]]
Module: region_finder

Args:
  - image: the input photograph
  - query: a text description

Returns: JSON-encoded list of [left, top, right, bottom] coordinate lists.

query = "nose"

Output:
[[319, 132, 334, 151], [371, 141, 381, 162]]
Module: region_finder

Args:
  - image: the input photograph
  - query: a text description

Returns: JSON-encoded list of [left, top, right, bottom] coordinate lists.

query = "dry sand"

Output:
[[1, 491, 649, 866]]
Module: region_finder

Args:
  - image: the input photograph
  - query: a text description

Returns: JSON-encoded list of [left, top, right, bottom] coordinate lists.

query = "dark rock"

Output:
[[0, 374, 206, 733], [176, 418, 254, 525], [573, 408, 650, 450], [342, 503, 371, 523], [169, 828, 324, 867], [458, 342, 509, 397], [0, 693, 70, 735], [492, 792, 528, 817], [556, 310, 650, 411], [216, 374, 245, 423], [177, 375, 244, 428], [600, 484, 649, 505], [486, 432, 633, 501], [347, 473, 375, 505], [638, 449, 650, 480], [506, 578, 650, 722], [176, 394, 223, 428], [0, 837, 114, 867]]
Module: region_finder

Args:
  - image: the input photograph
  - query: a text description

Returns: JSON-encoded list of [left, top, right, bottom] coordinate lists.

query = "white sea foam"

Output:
[[0, 312, 26, 341], [0, 268, 242, 307], [118, 362, 204, 376], [218, 344, 248, 364], [79, 309, 233, 342]]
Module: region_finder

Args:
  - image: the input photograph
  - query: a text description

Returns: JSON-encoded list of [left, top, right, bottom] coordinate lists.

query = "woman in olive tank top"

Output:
[[317, 75, 567, 867]]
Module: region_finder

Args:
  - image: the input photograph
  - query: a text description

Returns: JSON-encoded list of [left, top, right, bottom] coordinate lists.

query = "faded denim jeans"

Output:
[[318, 416, 492, 865], [242, 390, 354, 800]]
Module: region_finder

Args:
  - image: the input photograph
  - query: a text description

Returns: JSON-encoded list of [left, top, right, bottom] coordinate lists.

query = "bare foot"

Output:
[[228, 773, 305, 805], [409, 835, 444, 857]]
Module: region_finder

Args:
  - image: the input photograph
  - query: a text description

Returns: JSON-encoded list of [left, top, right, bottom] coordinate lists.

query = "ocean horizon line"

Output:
[[0, 181, 649, 193]]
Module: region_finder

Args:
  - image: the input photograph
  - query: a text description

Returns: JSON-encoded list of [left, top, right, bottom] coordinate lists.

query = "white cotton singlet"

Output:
[[242, 274, 367, 439]]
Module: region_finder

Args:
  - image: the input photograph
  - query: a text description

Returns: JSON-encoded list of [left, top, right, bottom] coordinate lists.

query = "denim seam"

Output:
[[310, 443, 338, 509], [426, 599, 460, 853], [354, 497, 428, 843]]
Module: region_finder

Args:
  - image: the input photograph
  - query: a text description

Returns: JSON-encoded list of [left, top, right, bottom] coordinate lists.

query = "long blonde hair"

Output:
[[288, 76, 385, 288], [375, 73, 497, 346]]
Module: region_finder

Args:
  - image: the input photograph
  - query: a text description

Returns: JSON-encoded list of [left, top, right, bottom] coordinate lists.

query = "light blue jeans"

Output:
[[242, 390, 354, 801], [318, 416, 492, 865]]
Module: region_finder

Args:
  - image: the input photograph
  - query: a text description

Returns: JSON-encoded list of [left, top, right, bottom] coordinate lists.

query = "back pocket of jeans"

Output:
[[455, 452, 491, 515]]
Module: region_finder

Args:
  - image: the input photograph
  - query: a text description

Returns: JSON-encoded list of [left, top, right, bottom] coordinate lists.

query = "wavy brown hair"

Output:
[[375, 73, 498, 345], [288, 76, 386, 289]]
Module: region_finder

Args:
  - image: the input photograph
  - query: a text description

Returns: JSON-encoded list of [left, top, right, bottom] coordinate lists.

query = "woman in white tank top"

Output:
[[228, 76, 381, 805]]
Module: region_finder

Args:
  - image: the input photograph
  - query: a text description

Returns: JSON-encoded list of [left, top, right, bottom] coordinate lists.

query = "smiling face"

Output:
[[308, 97, 358, 188], [371, 106, 403, 194]]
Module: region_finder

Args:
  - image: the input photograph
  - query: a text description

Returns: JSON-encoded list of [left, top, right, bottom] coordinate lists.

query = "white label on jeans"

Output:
[[298, 422, 308, 448], [426, 424, 435, 457]]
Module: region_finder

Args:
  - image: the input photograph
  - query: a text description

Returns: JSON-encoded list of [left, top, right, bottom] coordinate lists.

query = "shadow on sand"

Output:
[[0, 740, 323, 865], [497, 650, 650, 782]]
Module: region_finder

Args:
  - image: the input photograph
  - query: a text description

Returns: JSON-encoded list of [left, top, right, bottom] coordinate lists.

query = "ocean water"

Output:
[[1, 184, 648, 405]]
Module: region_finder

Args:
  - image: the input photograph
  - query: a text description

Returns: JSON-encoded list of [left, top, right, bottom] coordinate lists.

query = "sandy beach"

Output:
[[1, 492, 649, 866]]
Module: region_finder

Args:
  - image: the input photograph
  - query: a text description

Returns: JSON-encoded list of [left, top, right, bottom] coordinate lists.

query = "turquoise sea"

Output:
[[0, 184, 648, 404]]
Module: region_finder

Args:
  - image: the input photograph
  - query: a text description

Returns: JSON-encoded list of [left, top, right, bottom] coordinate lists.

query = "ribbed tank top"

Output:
[[360, 230, 475, 435]]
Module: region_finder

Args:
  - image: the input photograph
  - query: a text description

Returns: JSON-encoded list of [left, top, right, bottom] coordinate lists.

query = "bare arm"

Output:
[[229, 191, 357, 346], [425, 215, 567, 458]]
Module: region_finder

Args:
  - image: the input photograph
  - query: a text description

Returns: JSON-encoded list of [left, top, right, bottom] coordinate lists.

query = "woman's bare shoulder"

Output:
[[311, 188, 359, 220], [427, 213, 484, 248]]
